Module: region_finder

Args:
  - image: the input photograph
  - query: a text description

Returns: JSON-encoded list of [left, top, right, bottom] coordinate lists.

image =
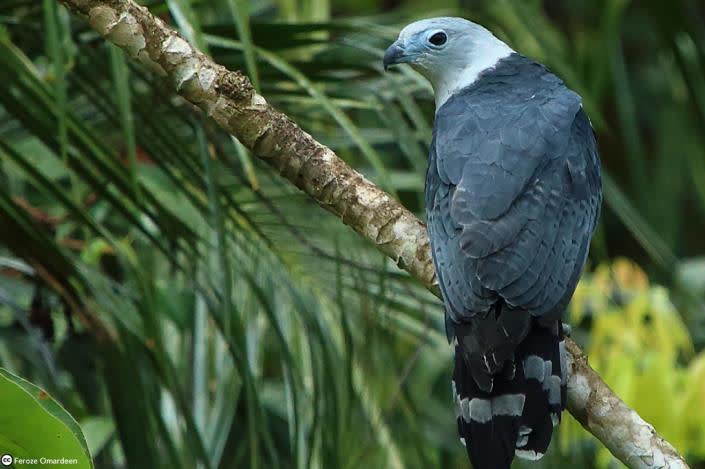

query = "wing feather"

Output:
[[427, 69, 600, 324]]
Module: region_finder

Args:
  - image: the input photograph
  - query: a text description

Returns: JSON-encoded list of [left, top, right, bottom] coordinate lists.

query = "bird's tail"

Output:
[[453, 321, 567, 469]]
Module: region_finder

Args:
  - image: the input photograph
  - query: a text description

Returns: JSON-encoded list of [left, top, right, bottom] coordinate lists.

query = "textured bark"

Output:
[[56, 1, 689, 467], [565, 340, 688, 469]]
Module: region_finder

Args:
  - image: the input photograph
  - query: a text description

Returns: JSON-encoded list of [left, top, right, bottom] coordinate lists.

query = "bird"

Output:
[[383, 17, 602, 469]]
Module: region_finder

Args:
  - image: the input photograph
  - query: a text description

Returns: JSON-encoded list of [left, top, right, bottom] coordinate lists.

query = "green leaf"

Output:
[[225, 0, 259, 91], [79, 417, 114, 459], [0, 368, 92, 469]]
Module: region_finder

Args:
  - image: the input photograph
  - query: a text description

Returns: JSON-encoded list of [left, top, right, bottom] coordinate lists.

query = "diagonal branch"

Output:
[[55, 1, 689, 467]]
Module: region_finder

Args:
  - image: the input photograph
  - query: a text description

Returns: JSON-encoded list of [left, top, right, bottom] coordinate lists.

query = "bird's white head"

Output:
[[383, 17, 514, 109]]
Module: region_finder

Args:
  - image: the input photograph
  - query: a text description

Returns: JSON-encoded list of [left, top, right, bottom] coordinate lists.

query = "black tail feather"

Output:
[[453, 320, 567, 468]]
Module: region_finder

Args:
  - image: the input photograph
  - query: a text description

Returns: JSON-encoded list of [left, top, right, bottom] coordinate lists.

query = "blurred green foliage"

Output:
[[0, 0, 704, 468], [564, 259, 705, 467]]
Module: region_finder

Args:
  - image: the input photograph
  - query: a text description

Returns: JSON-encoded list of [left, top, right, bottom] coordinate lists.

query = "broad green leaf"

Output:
[[0, 369, 92, 469]]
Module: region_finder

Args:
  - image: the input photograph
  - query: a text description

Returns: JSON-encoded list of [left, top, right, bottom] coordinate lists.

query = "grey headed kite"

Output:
[[384, 17, 602, 469]]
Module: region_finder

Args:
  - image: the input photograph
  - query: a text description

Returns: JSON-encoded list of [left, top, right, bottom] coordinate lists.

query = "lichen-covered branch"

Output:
[[56, 0, 689, 467], [565, 341, 688, 468], [58, 0, 435, 289]]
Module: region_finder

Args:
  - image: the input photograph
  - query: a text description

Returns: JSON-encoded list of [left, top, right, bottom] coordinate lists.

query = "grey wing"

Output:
[[427, 140, 496, 327], [482, 173, 572, 315], [496, 108, 601, 323], [428, 91, 601, 328]]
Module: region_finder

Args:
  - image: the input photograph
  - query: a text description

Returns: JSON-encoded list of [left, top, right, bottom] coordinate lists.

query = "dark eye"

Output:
[[429, 31, 447, 46]]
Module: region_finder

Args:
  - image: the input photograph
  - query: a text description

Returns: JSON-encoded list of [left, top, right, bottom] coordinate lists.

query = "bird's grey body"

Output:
[[428, 52, 601, 345], [384, 18, 602, 468]]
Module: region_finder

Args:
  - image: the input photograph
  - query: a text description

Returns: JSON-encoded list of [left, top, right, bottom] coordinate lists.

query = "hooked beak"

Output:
[[383, 41, 415, 71]]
